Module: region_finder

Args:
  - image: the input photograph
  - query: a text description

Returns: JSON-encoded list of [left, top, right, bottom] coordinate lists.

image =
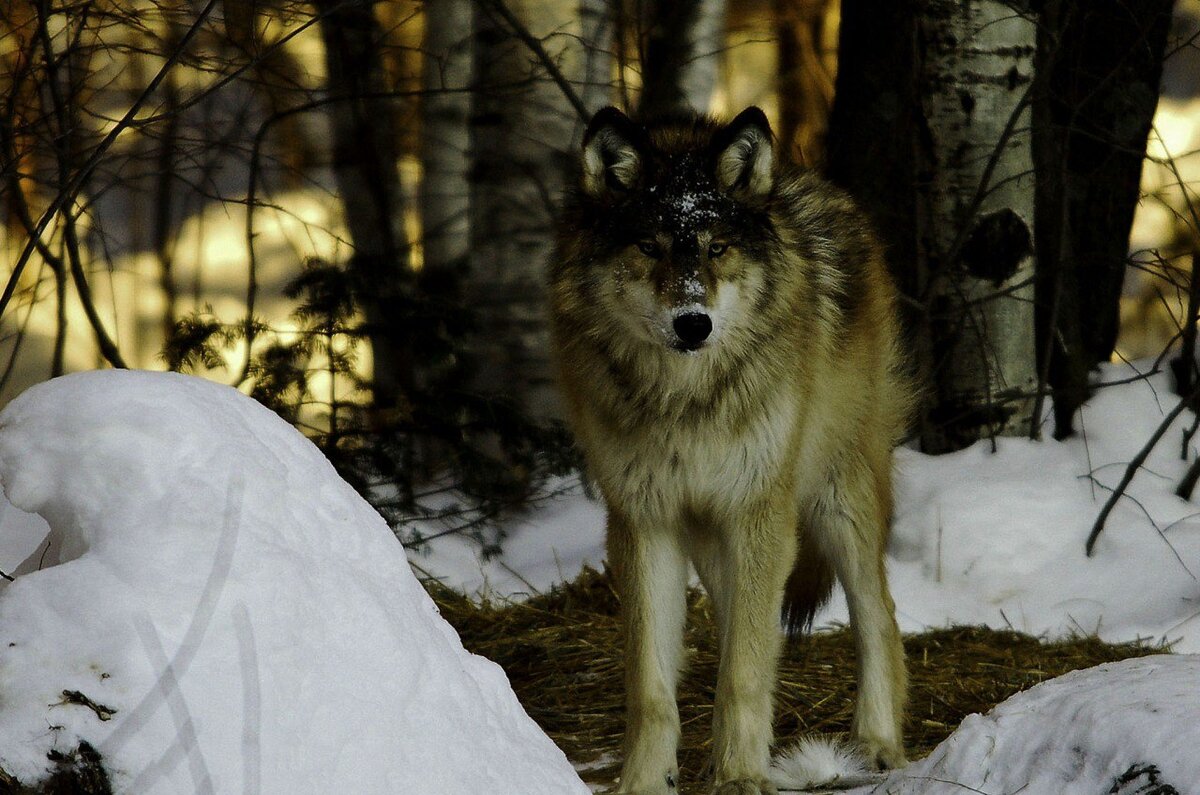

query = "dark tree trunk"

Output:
[[467, 0, 587, 422], [824, 0, 925, 419], [315, 0, 412, 408], [824, 0, 919, 303], [420, 0, 472, 283], [1033, 0, 1175, 437]]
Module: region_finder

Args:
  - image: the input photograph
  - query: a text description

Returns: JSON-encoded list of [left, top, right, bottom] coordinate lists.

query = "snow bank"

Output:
[[0, 370, 587, 794], [868, 655, 1200, 794]]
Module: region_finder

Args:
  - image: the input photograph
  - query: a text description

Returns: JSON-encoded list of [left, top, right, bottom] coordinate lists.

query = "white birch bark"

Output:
[[679, 0, 726, 113], [917, 0, 1039, 450], [639, 0, 726, 115], [467, 0, 610, 421]]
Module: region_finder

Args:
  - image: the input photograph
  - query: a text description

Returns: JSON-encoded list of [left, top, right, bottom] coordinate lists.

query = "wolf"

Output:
[[548, 106, 911, 794]]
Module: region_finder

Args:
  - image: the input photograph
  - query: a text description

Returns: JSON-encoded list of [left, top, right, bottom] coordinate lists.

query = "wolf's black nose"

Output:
[[673, 312, 712, 349]]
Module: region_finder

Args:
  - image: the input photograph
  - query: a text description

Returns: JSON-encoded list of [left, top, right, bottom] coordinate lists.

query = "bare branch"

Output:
[[0, 0, 220, 325], [32, 0, 128, 368], [1086, 383, 1200, 556], [474, 0, 590, 122]]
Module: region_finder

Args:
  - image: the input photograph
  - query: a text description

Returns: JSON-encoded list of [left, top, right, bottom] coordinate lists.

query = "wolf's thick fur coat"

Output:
[[549, 107, 911, 795]]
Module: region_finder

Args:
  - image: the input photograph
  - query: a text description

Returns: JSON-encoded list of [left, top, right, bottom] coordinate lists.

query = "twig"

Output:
[[500, 560, 542, 596], [33, 0, 128, 368], [475, 0, 590, 122], [0, 0, 220, 324], [1086, 383, 1200, 556], [56, 690, 117, 721], [1086, 474, 1196, 579]]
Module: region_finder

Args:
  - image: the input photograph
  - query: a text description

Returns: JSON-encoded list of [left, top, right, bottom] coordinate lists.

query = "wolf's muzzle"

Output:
[[673, 312, 713, 350]]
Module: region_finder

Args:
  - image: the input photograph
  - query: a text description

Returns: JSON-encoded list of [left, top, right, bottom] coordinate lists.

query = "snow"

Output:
[[0, 370, 587, 794], [3, 361, 1200, 792], [863, 655, 1200, 794]]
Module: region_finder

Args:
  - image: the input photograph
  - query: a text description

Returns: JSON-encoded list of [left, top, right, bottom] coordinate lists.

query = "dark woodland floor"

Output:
[[432, 567, 1169, 795]]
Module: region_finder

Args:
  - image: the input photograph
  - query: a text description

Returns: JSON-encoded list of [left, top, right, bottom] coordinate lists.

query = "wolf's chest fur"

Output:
[[577, 340, 816, 523]]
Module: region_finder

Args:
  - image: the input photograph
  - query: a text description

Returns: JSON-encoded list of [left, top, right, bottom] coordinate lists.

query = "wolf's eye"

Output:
[[708, 241, 728, 258], [636, 240, 661, 258]]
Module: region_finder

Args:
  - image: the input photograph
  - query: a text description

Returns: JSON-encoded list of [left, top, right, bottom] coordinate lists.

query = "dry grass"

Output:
[[429, 567, 1168, 794]]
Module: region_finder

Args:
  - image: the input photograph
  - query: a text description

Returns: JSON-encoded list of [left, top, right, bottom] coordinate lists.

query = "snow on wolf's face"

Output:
[[575, 107, 777, 355]]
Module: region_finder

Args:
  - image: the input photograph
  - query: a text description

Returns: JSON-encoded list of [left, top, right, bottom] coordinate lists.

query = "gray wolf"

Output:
[[548, 106, 910, 794]]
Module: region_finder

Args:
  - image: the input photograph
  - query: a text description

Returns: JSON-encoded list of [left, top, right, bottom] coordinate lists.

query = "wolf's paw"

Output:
[[613, 768, 680, 795], [712, 777, 778, 795], [860, 739, 907, 771]]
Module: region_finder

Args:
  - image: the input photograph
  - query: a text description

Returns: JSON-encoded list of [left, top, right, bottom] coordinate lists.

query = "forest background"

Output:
[[2, 0, 1199, 566]]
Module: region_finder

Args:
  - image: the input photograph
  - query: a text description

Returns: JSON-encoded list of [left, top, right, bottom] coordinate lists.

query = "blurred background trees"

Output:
[[2, 0, 1200, 544]]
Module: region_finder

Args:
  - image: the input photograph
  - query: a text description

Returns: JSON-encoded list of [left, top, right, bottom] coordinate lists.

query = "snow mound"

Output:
[[0, 370, 587, 794], [873, 655, 1200, 794]]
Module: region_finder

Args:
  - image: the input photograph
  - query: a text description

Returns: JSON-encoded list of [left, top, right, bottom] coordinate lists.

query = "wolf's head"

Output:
[[563, 107, 779, 355]]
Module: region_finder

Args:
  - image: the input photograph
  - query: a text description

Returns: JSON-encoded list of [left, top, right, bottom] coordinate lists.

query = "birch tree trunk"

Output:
[[420, 0, 472, 282], [916, 0, 1039, 452], [467, 0, 609, 421], [638, 0, 726, 115], [578, 0, 616, 118], [315, 0, 412, 408]]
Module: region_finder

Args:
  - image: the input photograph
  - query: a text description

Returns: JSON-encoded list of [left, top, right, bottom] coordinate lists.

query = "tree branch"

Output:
[[1086, 382, 1200, 556], [0, 0, 219, 325], [474, 0, 591, 122], [32, 0, 128, 369]]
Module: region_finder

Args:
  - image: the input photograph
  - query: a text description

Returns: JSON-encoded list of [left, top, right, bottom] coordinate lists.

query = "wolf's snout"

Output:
[[673, 312, 712, 350]]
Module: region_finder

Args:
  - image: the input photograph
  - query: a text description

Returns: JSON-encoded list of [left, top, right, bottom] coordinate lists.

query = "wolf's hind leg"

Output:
[[609, 511, 690, 794], [813, 460, 907, 768]]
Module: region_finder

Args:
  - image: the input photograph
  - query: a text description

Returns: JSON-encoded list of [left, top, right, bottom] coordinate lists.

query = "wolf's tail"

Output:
[[781, 543, 835, 635], [769, 736, 883, 791]]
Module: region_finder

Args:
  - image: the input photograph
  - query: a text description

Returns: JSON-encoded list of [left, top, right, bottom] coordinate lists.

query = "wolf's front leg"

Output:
[[698, 500, 797, 795], [608, 510, 690, 795]]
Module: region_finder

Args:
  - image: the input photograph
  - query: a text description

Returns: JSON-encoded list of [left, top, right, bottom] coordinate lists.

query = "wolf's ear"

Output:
[[713, 107, 774, 199], [582, 107, 643, 197]]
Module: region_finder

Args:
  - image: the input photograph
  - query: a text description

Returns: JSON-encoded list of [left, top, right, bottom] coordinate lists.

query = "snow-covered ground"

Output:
[[2, 362, 1200, 793]]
